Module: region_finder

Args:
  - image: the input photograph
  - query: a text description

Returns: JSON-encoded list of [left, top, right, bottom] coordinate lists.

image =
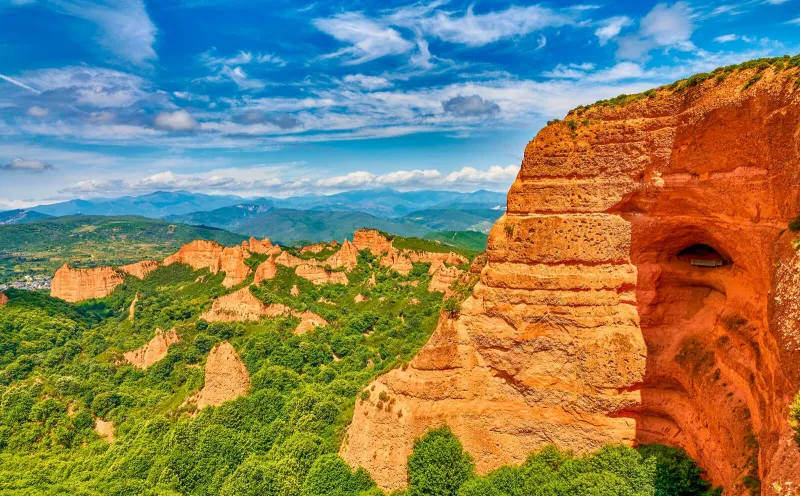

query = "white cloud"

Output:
[[49, 0, 158, 66], [314, 13, 414, 65], [714, 34, 739, 43], [173, 91, 210, 102], [1, 158, 55, 173], [343, 74, 393, 90], [154, 110, 199, 131], [595, 16, 632, 45], [639, 2, 695, 48], [27, 106, 49, 117], [616, 2, 696, 60], [0, 73, 42, 94], [535, 35, 547, 50], [406, 4, 573, 46], [199, 65, 268, 90], [60, 164, 520, 196], [787, 17, 800, 24], [765, 0, 790, 4], [200, 49, 286, 67]]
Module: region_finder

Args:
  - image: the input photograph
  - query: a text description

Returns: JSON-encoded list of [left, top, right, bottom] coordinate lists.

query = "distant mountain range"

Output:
[[0, 189, 506, 245]]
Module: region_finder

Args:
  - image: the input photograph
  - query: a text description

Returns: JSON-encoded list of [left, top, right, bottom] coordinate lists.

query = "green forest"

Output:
[[0, 240, 719, 495]]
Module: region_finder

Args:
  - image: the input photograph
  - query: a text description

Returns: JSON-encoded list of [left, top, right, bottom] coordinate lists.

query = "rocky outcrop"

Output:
[[381, 248, 413, 276], [254, 255, 277, 285], [407, 251, 469, 266], [201, 287, 328, 328], [342, 65, 800, 493], [469, 253, 487, 274], [353, 229, 392, 255], [300, 242, 329, 254], [51, 264, 125, 302], [294, 312, 329, 335], [290, 284, 299, 296], [275, 251, 308, 268], [325, 239, 360, 270], [247, 237, 273, 254], [354, 294, 368, 304], [192, 341, 250, 410], [120, 260, 161, 279], [428, 265, 464, 294], [295, 264, 348, 285], [164, 241, 250, 288], [0, 292, 7, 307], [123, 328, 179, 369]]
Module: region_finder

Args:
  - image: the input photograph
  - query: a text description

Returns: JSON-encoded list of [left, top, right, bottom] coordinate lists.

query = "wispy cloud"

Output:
[[616, 2, 696, 60], [48, 0, 157, 66], [595, 16, 632, 45], [313, 13, 414, 65]]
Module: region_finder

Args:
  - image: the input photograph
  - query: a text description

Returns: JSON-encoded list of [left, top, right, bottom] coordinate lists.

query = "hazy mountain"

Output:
[[167, 206, 429, 244], [0, 209, 52, 225], [399, 208, 503, 233], [30, 191, 247, 218]]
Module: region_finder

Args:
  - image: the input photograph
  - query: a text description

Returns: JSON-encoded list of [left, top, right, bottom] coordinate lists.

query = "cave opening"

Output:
[[675, 243, 728, 268]]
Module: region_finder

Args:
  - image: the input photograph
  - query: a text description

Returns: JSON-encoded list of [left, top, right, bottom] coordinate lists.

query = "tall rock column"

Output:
[[341, 121, 647, 491]]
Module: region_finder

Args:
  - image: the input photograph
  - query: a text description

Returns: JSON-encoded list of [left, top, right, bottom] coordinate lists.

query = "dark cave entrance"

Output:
[[676, 244, 728, 268]]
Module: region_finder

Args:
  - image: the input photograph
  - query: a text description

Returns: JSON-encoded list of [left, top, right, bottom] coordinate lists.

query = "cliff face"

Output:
[[51, 264, 125, 302], [342, 67, 800, 493], [164, 240, 251, 288], [120, 260, 162, 279]]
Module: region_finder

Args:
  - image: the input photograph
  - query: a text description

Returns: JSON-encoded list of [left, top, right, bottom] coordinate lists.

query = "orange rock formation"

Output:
[[380, 247, 413, 275], [427, 265, 464, 294], [0, 292, 7, 307], [325, 239, 360, 270], [275, 251, 308, 268], [51, 264, 125, 302], [192, 341, 250, 410], [164, 240, 251, 288], [94, 419, 115, 442], [353, 229, 392, 255], [201, 287, 327, 329], [254, 255, 277, 285], [247, 237, 273, 254], [295, 264, 348, 285], [123, 328, 180, 369], [342, 67, 800, 493], [120, 260, 161, 279]]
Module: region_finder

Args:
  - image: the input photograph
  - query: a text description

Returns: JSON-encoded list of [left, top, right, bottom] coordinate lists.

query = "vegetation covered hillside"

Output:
[[0, 234, 717, 495], [0, 216, 247, 283]]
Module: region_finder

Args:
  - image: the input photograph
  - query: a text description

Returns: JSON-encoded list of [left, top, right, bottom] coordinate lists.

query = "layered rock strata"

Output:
[[342, 67, 800, 493], [51, 265, 125, 302]]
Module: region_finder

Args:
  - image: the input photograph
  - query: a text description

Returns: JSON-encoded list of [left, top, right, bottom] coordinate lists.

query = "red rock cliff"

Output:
[[342, 65, 800, 493], [51, 264, 125, 302], [164, 240, 251, 288]]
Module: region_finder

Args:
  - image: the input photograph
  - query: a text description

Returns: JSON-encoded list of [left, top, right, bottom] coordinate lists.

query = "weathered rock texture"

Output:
[[120, 260, 162, 279], [201, 287, 327, 330], [380, 248, 413, 276], [295, 264, 348, 285], [123, 328, 180, 369], [326, 239, 360, 270], [428, 265, 464, 294], [253, 255, 277, 285], [247, 237, 273, 254], [342, 67, 800, 493], [192, 341, 250, 410], [51, 264, 125, 302], [164, 241, 251, 288], [353, 229, 392, 255]]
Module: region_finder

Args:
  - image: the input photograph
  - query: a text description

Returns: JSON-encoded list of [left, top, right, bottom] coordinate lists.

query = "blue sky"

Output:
[[0, 0, 798, 208]]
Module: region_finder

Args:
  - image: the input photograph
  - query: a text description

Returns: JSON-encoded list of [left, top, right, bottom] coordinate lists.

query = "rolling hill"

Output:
[[0, 215, 247, 283]]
